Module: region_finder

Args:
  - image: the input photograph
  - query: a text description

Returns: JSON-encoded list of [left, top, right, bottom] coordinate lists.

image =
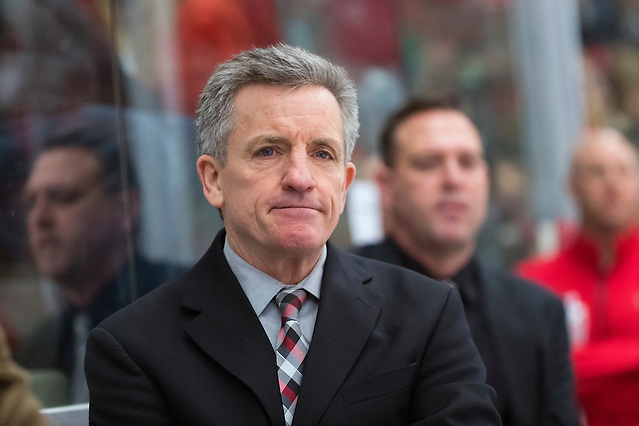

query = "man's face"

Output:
[[24, 147, 124, 287], [381, 109, 489, 252], [571, 133, 639, 234], [200, 84, 356, 262]]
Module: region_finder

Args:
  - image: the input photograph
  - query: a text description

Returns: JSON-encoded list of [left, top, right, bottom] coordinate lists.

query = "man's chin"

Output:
[[36, 258, 72, 284], [40, 268, 68, 285], [273, 228, 328, 253], [596, 219, 634, 235], [36, 260, 59, 277], [431, 233, 473, 252]]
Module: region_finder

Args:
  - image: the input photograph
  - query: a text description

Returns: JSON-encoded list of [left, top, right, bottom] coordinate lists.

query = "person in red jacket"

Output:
[[518, 127, 639, 426]]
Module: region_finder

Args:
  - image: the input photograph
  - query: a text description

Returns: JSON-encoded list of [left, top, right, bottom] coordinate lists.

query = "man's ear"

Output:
[[196, 155, 224, 208], [375, 164, 394, 207], [375, 164, 397, 235], [344, 162, 357, 193], [338, 161, 357, 214], [568, 170, 579, 199]]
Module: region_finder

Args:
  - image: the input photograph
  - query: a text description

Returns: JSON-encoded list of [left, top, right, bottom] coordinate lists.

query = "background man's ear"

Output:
[[568, 171, 579, 199], [196, 155, 224, 208], [375, 164, 395, 235], [375, 164, 393, 206]]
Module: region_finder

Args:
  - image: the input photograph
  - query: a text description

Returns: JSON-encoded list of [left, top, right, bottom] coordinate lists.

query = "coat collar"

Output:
[[181, 230, 282, 424], [294, 244, 382, 425], [181, 230, 383, 426]]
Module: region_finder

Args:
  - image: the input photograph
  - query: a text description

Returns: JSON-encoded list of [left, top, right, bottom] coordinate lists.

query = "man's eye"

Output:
[[583, 166, 604, 178], [413, 159, 439, 170], [460, 156, 480, 169], [259, 147, 275, 157], [49, 189, 82, 205], [315, 150, 333, 160]]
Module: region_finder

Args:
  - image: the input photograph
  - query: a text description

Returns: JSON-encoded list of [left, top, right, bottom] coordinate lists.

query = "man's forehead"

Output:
[[230, 84, 346, 154], [401, 109, 480, 139], [574, 134, 639, 169], [397, 111, 483, 155], [28, 147, 103, 185]]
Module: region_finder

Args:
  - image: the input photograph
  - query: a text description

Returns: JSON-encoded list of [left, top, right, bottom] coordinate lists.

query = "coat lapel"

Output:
[[294, 244, 383, 426], [181, 231, 284, 426]]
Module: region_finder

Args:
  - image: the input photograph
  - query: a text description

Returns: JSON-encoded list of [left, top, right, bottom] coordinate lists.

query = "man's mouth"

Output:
[[33, 235, 60, 251], [437, 200, 467, 215], [271, 205, 321, 218]]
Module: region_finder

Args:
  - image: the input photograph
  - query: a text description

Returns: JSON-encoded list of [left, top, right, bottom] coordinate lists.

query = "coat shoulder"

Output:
[[96, 275, 188, 336], [340, 249, 456, 304], [481, 264, 565, 315]]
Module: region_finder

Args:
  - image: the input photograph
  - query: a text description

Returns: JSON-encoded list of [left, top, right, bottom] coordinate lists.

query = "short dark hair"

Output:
[[40, 119, 138, 194], [380, 95, 463, 167]]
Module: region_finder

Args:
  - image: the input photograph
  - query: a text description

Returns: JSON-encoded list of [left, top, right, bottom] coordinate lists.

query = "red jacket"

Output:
[[518, 227, 639, 426]]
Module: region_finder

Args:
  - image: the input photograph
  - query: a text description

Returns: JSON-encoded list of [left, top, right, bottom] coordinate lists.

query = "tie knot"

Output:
[[276, 288, 307, 323]]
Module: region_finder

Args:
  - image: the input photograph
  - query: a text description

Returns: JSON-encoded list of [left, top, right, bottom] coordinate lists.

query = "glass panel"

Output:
[[0, 0, 199, 407], [1, 0, 637, 413]]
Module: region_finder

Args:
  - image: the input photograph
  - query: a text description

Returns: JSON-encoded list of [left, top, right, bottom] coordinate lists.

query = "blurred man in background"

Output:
[[351, 97, 578, 426], [518, 127, 639, 426], [17, 118, 183, 405]]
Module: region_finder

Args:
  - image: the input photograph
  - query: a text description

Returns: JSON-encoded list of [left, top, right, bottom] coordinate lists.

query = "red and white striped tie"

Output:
[[275, 288, 309, 426]]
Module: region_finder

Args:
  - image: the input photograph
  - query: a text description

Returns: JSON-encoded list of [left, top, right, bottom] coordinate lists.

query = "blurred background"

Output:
[[0, 0, 637, 408]]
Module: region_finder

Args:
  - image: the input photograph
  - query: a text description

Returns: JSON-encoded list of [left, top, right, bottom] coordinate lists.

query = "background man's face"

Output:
[[382, 109, 489, 252], [571, 133, 639, 234], [211, 84, 356, 260], [24, 147, 124, 287]]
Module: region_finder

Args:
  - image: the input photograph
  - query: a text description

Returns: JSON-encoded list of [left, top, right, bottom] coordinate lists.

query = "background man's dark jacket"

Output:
[[350, 238, 579, 426], [17, 255, 184, 404]]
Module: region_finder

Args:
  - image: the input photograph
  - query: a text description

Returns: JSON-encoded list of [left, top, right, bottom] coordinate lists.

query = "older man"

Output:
[[351, 97, 578, 425], [518, 128, 639, 426], [85, 45, 501, 425]]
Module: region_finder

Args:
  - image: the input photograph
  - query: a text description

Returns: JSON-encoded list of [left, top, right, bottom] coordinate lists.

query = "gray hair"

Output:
[[195, 43, 359, 164]]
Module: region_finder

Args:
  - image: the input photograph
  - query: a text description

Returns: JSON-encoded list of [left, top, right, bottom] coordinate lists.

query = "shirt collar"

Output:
[[223, 237, 324, 317], [572, 226, 639, 273], [450, 256, 481, 307], [387, 237, 481, 306]]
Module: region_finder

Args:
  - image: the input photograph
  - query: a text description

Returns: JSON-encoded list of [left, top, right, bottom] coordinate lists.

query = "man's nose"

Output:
[[28, 197, 55, 229], [442, 160, 464, 187], [282, 152, 316, 191]]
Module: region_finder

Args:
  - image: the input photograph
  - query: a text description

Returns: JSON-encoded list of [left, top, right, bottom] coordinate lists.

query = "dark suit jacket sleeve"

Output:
[[85, 327, 173, 426], [542, 295, 579, 426], [408, 289, 500, 425]]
